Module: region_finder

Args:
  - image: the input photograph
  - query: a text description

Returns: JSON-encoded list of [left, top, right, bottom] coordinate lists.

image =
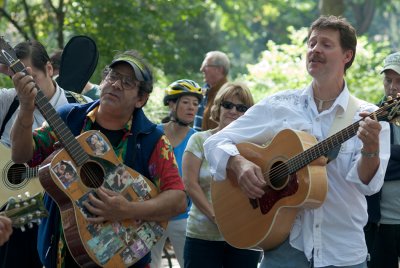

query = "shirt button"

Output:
[[315, 224, 319, 228], [316, 118, 320, 122]]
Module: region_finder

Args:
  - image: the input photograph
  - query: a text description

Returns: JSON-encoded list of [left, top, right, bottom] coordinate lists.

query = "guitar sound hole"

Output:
[[7, 164, 27, 185], [268, 161, 289, 190], [80, 161, 105, 188]]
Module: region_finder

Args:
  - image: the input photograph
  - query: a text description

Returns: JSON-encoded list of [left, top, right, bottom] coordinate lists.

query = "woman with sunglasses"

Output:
[[182, 82, 262, 268], [150, 79, 203, 268]]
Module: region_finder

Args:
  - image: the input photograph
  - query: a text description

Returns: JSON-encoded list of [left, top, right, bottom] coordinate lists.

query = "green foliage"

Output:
[[240, 28, 390, 104], [347, 37, 391, 103], [0, 0, 396, 123]]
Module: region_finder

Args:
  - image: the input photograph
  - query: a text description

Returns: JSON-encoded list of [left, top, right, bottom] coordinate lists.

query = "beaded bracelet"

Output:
[[361, 149, 379, 158]]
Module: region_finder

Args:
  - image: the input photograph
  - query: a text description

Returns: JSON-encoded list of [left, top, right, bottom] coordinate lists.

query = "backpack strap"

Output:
[[64, 90, 88, 104], [0, 96, 19, 138]]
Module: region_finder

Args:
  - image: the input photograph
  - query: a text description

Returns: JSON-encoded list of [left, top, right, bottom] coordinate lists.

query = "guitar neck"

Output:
[[12, 60, 88, 166], [287, 122, 359, 173], [0, 192, 48, 228], [287, 107, 390, 174]]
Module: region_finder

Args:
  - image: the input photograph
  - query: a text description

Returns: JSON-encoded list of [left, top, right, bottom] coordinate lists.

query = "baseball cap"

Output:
[[109, 54, 151, 82], [381, 52, 400, 74]]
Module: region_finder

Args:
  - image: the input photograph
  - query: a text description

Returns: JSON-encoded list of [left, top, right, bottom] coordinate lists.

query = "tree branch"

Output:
[[0, 8, 30, 40], [21, 0, 37, 40]]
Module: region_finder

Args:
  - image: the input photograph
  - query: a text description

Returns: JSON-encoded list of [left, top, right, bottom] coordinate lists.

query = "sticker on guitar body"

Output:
[[86, 132, 110, 156], [87, 225, 125, 265], [131, 175, 151, 198], [104, 164, 133, 192], [52, 160, 78, 189]]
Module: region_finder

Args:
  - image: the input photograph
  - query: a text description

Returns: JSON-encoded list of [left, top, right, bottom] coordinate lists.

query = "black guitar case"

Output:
[[56, 35, 99, 93]]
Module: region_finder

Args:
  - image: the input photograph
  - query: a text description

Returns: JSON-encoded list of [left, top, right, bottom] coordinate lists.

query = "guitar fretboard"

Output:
[[12, 60, 89, 166], [286, 104, 397, 175]]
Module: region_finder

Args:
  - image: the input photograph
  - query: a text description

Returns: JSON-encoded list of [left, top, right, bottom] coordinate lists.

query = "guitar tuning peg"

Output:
[[17, 194, 22, 199], [7, 197, 16, 205], [23, 201, 29, 207], [20, 226, 26, 232], [24, 192, 31, 198], [19, 216, 26, 223], [34, 211, 42, 217], [27, 222, 33, 229]]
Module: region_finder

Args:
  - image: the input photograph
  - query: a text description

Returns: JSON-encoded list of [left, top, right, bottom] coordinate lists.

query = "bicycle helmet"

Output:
[[163, 79, 203, 105]]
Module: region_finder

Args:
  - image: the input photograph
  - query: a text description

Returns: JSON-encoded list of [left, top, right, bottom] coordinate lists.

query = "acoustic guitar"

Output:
[[0, 143, 41, 210], [1, 192, 48, 230], [0, 36, 166, 267], [211, 97, 400, 250]]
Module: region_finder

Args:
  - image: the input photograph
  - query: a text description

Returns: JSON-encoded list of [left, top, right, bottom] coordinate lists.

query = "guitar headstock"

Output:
[[1, 192, 48, 231], [377, 95, 400, 125], [0, 36, 25, 74]]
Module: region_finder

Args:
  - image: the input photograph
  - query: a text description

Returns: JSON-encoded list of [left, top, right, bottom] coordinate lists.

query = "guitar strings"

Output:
[[81, 163, 103, 188], [264, 102, 397, 186], [6, 54, 104, 189]]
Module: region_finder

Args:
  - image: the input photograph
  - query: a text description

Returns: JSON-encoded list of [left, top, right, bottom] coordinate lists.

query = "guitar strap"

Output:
[[0, 90, 87, 138], [0, 96, 19, 138], [64, 90, 88, 104], [326, 94, 361, 162]]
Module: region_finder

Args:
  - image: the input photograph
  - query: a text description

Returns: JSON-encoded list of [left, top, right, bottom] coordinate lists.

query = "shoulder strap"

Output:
[[328, 94, 361, 136], [326, 94, 361, 162], [0, 96, 19, 138], [64, 90, 88, 104]]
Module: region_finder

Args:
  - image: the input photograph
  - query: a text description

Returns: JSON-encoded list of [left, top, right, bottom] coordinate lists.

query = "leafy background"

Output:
[[0, 0, 398, 121]]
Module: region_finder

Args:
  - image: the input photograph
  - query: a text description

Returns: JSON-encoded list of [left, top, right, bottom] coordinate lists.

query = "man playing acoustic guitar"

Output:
[[204, 16, 391, 268], [10, 50, 186, 268]]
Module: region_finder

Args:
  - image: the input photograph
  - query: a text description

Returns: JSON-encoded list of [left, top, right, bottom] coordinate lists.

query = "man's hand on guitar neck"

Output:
[[12, 67, 37, 112], [356, 112, 382, 185], [227, 155, 266, 199], [10, 68, 36, 164]]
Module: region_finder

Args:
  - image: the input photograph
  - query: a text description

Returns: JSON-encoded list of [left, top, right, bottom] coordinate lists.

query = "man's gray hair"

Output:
[[205, 51, 230, 76]]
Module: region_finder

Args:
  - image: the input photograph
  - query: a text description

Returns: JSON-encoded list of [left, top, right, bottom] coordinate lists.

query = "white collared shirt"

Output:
[[204, 83, 390, 267]]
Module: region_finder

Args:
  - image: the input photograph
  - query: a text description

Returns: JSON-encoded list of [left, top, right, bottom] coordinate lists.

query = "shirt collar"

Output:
[[301, 81, 351, 115], [86, 106, 133, 132]]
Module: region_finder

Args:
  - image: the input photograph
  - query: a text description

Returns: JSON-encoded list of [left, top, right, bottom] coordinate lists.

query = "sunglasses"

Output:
[[221, 101, 248, 113]]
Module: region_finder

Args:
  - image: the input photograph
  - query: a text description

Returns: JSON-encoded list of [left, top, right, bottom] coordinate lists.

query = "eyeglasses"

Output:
[[105, 70, 139, 90], [221, 101, 248, 113]]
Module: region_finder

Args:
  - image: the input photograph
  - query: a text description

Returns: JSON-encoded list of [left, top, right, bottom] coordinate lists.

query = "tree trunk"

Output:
[[319, 0, 345, 16]]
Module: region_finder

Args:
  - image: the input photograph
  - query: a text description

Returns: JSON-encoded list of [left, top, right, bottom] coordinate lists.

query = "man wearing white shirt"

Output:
[[204, 15, 390, 268]]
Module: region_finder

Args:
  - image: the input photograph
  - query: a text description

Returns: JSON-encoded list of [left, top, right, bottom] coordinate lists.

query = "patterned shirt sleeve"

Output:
[[148, 135, 184, 192], [28, 123, 59, 167]]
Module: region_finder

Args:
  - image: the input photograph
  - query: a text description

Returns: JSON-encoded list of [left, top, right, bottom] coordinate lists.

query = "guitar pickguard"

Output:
[[258, 174, 299, 214]]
